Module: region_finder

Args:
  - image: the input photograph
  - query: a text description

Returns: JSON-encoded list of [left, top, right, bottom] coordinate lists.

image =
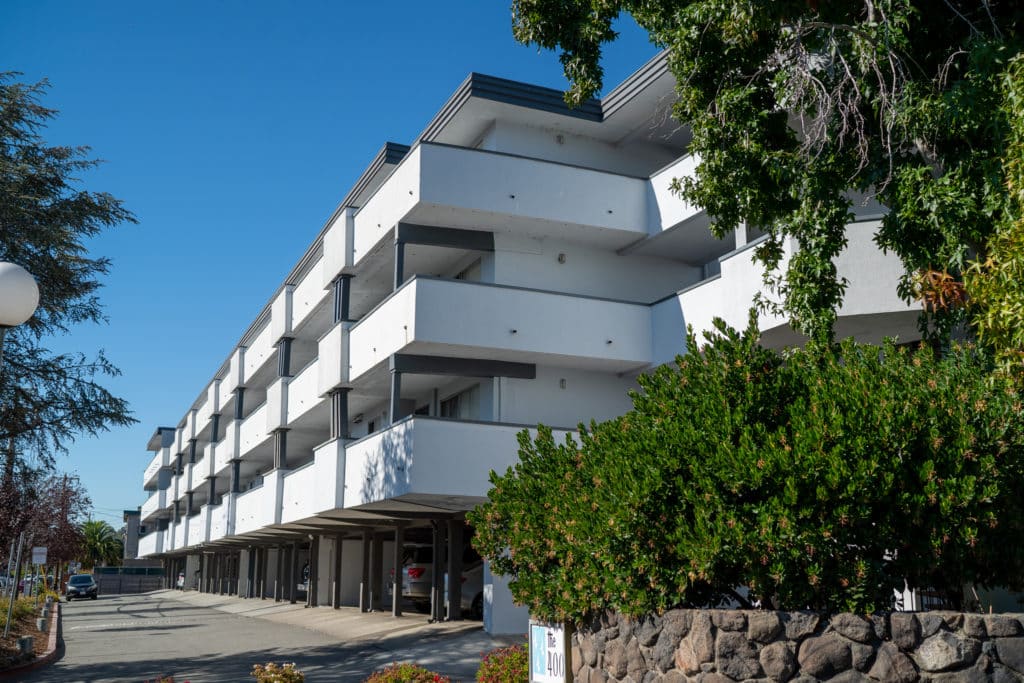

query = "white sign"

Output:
[[530, 620, 569, 682], [31, 547, 47, 565]]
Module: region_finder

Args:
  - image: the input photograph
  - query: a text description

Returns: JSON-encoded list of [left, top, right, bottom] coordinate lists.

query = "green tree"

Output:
[[471, 318, 1024, 619], [0, 73, 136, 477], [80, 519, 122, 568], [511, 1, 1024, 345]]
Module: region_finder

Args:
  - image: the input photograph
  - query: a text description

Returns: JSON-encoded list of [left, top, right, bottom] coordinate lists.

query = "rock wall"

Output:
[[571, 609, 1024, 682]]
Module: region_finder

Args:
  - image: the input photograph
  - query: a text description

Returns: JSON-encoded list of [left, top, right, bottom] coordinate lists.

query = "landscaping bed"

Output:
[[0, 598, 51, 672]]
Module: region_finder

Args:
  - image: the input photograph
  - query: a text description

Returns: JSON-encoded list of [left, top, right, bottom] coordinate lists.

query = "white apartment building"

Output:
[[136, 53, 917, 634]]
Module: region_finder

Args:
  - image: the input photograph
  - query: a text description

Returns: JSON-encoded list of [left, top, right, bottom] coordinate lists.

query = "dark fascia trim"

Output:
[[419, 73, 602, 143], [339, 141, 411, 210], [396, 222, 495, 252], [419, 50, 670, 144], [601, 51, 671, 119], [390, 353, 536, 379]]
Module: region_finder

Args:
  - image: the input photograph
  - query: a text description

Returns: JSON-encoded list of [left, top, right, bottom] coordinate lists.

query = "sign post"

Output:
[[31, 547, 46, 565], [529, 619, 572, 682]]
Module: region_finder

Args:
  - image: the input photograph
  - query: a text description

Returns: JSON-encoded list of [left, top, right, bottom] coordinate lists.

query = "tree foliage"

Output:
[[80, 519, 122, 568], [0, 73, 136, 471], [511, 1, 1024, 345], [0, 471, 89, 567], [471, 319, 1024, 620]]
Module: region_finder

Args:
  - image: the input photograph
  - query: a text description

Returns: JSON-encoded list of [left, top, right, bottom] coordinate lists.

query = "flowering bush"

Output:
[[251, 662, 304, 682], [477, 643, 528, 683], [364, 662, 450, 682]]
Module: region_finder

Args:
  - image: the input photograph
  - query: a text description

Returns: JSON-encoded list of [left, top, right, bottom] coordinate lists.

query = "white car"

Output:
[[391, 544, 485, 619]]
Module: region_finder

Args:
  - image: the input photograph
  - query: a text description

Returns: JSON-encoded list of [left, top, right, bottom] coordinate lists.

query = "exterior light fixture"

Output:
[[0, 261, 39, 367]]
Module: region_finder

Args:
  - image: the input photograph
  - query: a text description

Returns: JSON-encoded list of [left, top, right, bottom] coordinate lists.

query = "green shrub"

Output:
[[471, 315, 1024, 619], [364, 662, 450, 683], [477, 643, 528, 683], [0, 596, 35, 627], [250, 662, 304, 682]]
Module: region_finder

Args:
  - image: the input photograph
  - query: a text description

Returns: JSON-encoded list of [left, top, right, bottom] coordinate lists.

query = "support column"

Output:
[[289, 541, 300, 604], [259, 547, 267, 599], [431, 520, 446, 622], [234, 387, 245, 420], [391, 525, 404, 617], [447, 519, 463, 621], [333, 533, 343, 609], [359, 530, 371, 612], [393, 238, 405, 290], [273, 429, 288, 470], [188, 438, 197, 464], [211, 414, 221, 443], [176, 452, 184, 476], [370, 533, 383, 611], [330, 388, 351, 440], [246, 547, 256, 598], [275, 544, 285, 601], [332, 274, 353, 324], [231, 460, 241, 493], [277, 337, 293, 378], [185, 491, 194, 517], [208, 476, 217, 504], [389, 369, 402, 425], [307, 536, 318, 608]]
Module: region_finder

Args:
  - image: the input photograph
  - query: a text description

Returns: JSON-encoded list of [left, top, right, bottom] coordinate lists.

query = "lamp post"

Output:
[[0, 261, 40, 369], [0, 262, 37, 636]]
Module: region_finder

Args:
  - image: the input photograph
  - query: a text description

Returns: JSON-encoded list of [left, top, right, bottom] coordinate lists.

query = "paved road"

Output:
[[20, 592, 502, 682]]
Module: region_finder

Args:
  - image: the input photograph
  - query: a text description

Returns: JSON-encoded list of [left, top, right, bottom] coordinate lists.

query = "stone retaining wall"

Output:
[[571, 609, 1024, 682]]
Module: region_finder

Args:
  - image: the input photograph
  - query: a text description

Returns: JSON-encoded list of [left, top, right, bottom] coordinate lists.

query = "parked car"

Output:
[[390, 543, 484, 618], [65, 574, 98, 600]]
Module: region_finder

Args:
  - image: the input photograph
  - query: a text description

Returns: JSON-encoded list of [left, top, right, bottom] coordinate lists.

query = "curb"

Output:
[[0, 600, 62, 679]]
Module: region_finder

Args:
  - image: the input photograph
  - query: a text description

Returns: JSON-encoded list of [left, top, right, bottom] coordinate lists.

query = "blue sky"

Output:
[[1, 2, 657, 526]]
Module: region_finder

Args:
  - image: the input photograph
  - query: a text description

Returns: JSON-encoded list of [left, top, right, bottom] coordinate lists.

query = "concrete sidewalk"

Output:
[[153, 589, 522, 680]]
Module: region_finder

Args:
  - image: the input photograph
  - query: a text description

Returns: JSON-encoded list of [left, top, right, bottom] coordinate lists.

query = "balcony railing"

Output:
[[350, 143, 649, 267], [137, 530, 164, 557], [143, 447, 169, 489], [348, 277, 652, 381], [343, 416, 572, 508], [186, 507, 208, 547], [140, 489, 167, 522], [286, 358, 320, 424], [238, 403, 270, 457]]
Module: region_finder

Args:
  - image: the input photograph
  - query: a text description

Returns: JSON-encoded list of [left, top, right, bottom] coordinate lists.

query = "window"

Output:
[[440, 384, 480, 420]]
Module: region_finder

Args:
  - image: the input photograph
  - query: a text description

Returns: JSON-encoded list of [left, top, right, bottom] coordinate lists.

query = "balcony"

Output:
[[243, 323, 275, 384], [143, 447, 169, 489], [343, 416, 571, 508], [186, 507, 208, 547], [137, 530, 164, 557], [648, 153, 703, 234], [348, 143, 649, 267], [238, 403, 270, 458], [168, 521, 184, 551], [208, 501, 230, 541], [662, 221, 917, 352], [279, 461, 318, 524], [140, 489, 167, 522], [317, 322, 350, 395], [214, 423, 238, 474], [291, 258, 328, 331], [234, 471, 284, 535], [286, 358, 320, 424], [348, 277, 653, 380]]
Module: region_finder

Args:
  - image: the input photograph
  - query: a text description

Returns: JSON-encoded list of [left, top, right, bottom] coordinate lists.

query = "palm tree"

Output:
[[80, 520, 122, 568]]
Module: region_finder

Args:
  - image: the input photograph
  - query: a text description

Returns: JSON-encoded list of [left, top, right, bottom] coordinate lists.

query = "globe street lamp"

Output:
[[0, 262, 38, 626], [0, 262, 40, 368]]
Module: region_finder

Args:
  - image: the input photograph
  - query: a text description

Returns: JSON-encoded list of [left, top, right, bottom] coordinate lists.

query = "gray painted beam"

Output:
[[396, 222, 495, 252], [391, 353, 535, 379]]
